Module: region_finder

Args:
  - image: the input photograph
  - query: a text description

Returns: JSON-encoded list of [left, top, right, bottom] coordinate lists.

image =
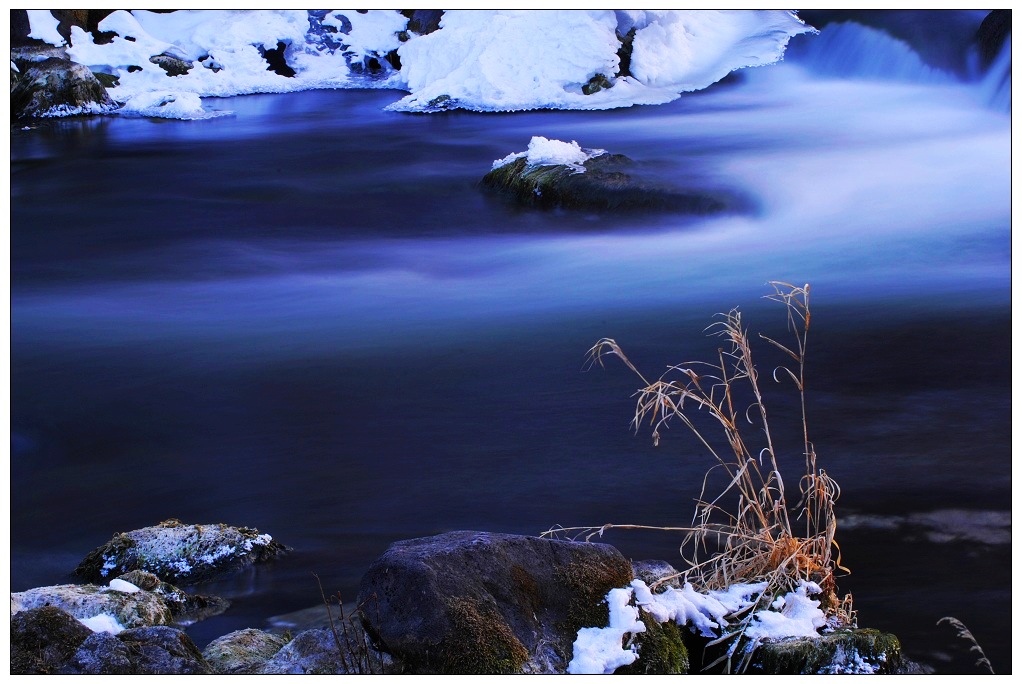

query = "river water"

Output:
[[10, 29, 1011, 673]]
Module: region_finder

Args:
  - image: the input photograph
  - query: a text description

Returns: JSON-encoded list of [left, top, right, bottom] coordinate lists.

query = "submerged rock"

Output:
[[356, 530, 634, 674], [482, 149, 731, 214], [10, 56, 117, 118], [74, 519, 289, 585]]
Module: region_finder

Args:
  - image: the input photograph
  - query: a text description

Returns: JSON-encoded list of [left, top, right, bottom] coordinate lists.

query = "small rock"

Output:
[[149, 53, 193, 77], [203, 628, 287, 673], [10, 606, 93, 674], [631, 559, 683, 591], [75, 519, 289, 585], [115, 570, 229, 625]]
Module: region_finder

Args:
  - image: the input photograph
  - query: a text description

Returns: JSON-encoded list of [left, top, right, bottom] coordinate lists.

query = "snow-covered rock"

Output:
[[74, 519, 288, 585], [45, 9, 813, 118], [482, 136, 733, 213], [10, 57, 118, 118]]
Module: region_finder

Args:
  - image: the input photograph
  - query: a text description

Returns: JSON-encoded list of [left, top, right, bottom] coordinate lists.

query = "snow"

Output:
[[56, 10, 813, 119], [27, 10, 65, 47], [388, 10, 813, 112], [567, 587, 645, 674], [79, 613, 126, 635], [492, 137, 606, 173], [118, 91, 224, 120], [323, 10, 407, 66], [106, 578, 141, 594], [744, 581, 827, 641], [624, 11, 815, 91], [571, 579, 832, 674]]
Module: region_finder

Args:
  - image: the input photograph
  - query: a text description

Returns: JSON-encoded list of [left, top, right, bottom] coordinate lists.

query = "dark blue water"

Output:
[[10, 49, 1010, 673]]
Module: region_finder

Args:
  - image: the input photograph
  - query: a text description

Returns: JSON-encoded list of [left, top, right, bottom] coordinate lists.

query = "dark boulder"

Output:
[[10, 606, 93, 674], [58, 632, 135, 674], [113, 626, 213, 674], [75, 519, 289, 585], [356, 530, 634, 674], [11, 56, 117, 118], [482, 153, 731, 214], [976, 10, 1011, 69]]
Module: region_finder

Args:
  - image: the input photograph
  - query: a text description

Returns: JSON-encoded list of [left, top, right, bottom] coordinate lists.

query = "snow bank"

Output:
[[27, 10, 65, 47], [569, 579, 830, 674], [389, 10, 814, 111], [54, 9, 812, 119], [492, 136, 606, 173]]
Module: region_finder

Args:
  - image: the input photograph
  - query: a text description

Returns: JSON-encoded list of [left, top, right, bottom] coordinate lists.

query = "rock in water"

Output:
[[74, 519, 289, 585], [482, 153, 731, 213], [356, 530, 634, 674], [10, 57, 117, 118]]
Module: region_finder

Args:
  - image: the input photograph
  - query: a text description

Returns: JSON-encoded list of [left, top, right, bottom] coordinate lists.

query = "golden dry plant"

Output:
[[545, 282, 854, 668]]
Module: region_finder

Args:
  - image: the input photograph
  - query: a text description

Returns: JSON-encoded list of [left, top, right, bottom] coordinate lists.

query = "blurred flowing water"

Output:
[[10, 25, 1010, 673]]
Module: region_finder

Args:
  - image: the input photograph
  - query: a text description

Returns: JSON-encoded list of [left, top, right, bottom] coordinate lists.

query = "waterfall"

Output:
[[787, 21, 955, 84]]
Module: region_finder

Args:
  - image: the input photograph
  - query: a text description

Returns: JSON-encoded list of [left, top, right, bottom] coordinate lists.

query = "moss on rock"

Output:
[[556, 555, 634, 636], [750, 629, 906, 674], [440, 597, 529, 674], [75, 519, 289, 585], [617, 609, 690, 674]]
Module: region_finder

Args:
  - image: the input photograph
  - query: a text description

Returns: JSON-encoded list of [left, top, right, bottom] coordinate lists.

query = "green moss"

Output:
[[436, 597, 528, 674], [555, 557, 634, 636], [616, 611, 690, 674], [92, 71, 119, 88], [750, 629, 904, 674]]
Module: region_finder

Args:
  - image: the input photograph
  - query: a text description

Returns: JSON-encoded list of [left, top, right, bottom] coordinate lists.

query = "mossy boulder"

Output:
[[11, 581, 175, 630], [481, 153, 731, 213], [74, 519, 289, 585], [748, 629, 907, 674], [114, 570, 229, 624], [202, 628, 288, 673], [11, 57, 117, 118], [356, 530, 634, 674], [10, 606, 93, 674]]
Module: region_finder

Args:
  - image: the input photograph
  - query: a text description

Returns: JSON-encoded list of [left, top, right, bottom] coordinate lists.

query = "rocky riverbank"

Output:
[[10, 522, 918, 675]]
